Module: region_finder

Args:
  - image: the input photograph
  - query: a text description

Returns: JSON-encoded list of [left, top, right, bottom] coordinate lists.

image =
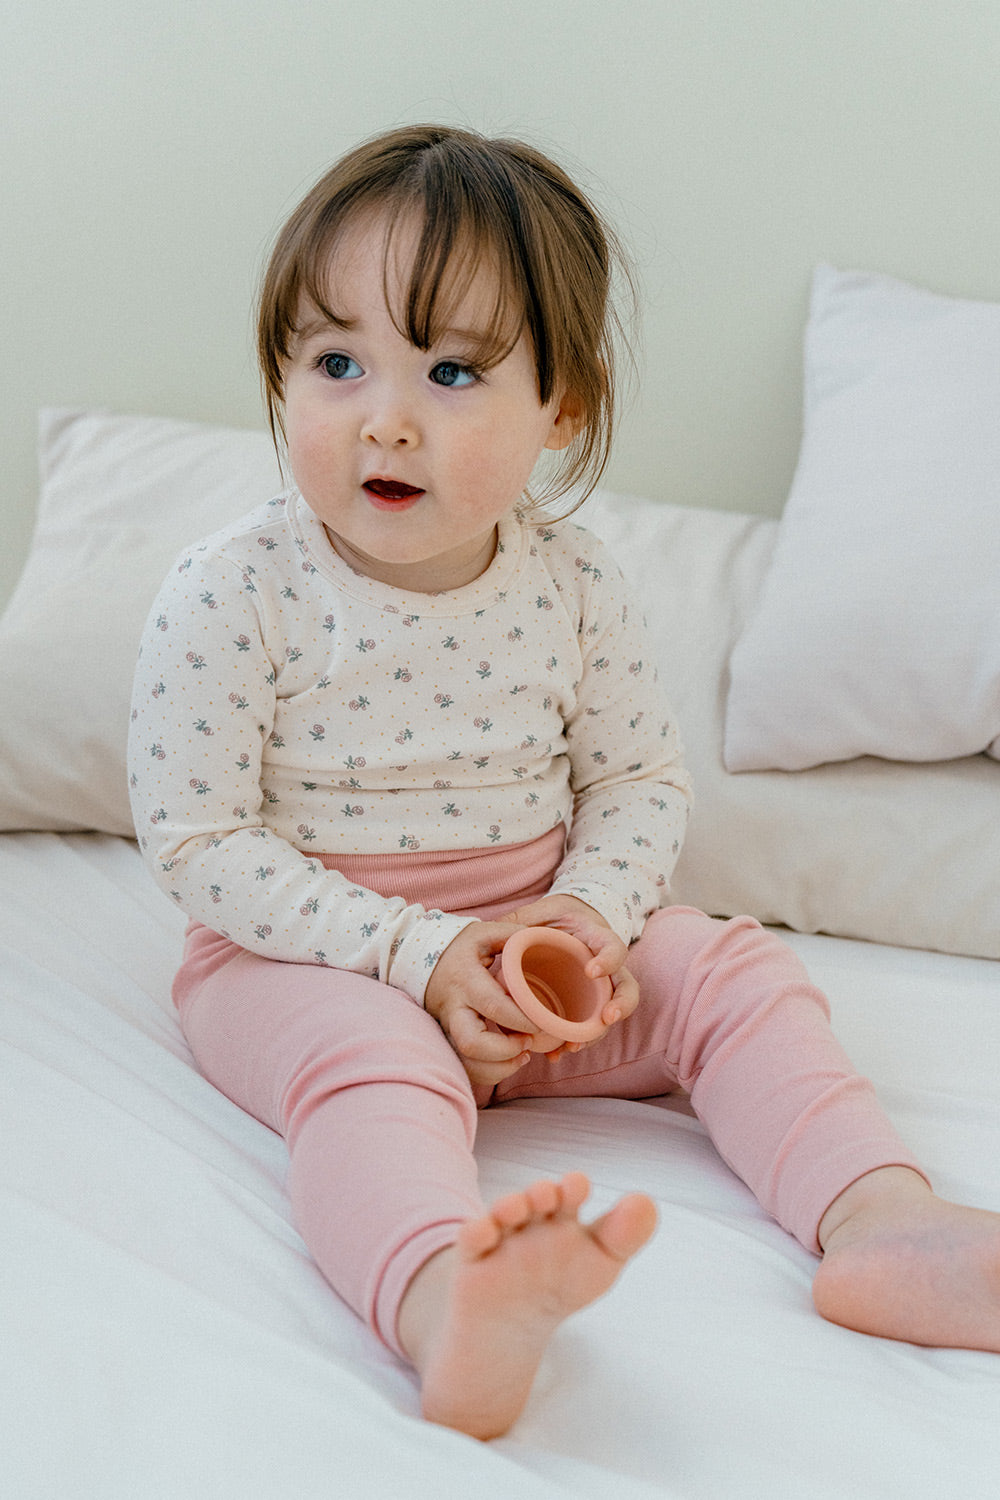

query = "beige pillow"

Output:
[[0, 410, 281, 834], [582, 489, 1000, 962], [3, 409, 996, 960]]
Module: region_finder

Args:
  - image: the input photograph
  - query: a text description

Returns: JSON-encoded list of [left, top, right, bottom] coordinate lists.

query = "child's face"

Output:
[[281, 215, 578, 592]]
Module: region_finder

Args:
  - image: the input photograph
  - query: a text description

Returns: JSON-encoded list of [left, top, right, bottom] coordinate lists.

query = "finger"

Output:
[[470, 920, 523, 959], [543, 1040, 581, 1058], [464, 1049, 532, 1091], [505, 900, 547, 928], [605, 968, 639, 1023], [449, 1007, 532, 1062], [469, 974, 538, 1036], [580, 930, 629, 978]]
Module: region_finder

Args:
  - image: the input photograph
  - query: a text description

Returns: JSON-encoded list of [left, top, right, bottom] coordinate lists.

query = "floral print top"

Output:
[[128, 491, 692, 1002]]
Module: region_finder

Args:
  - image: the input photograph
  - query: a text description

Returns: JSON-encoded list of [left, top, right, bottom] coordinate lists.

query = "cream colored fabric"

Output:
[[583, 489, 1000, 961], [0, 410, 281, 835], [2, 409, 996, 958]]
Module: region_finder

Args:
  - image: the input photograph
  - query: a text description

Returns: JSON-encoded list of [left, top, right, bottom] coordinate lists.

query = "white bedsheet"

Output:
[[2, 832, 998, 1498]]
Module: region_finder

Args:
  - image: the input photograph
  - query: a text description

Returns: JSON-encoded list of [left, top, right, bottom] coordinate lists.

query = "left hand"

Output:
[[503, 894, 639, 1047]]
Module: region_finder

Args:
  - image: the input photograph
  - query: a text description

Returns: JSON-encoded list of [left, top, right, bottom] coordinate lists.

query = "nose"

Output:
[[360, 387, 420, 449]]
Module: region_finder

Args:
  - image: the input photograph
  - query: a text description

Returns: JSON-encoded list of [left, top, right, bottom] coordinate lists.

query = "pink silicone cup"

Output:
[[500, 927, 614, 1053]]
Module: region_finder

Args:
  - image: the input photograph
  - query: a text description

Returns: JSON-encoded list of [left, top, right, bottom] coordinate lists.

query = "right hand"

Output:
[[423, 921, 537, 1091]]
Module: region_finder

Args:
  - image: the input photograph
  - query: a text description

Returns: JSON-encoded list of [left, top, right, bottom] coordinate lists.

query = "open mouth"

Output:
[[364, 478, 425, 502]]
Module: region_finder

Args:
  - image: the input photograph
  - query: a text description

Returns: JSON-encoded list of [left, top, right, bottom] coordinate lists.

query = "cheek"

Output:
[[445, 440, 517, 506], [447, 417, 542, 487], [285, 401, 343, 474], [479, 428, 550, 495]]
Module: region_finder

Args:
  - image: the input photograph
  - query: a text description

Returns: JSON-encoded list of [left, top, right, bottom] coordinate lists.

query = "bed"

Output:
[[2, 265, 998, 1498]]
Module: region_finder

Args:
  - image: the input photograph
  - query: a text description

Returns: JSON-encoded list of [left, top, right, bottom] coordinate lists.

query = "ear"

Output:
[[543, 388, 586, 452]]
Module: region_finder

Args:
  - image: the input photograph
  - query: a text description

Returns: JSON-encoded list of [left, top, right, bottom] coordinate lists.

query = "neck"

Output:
[[322, 524, 500, 593]]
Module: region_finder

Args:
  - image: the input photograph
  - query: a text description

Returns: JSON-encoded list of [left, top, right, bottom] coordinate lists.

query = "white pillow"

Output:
[[0, 410, 282, 834], [723, 264, 1000, 771]]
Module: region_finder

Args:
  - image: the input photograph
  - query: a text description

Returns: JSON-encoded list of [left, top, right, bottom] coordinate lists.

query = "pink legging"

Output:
[[173, 842, 923, 1358]]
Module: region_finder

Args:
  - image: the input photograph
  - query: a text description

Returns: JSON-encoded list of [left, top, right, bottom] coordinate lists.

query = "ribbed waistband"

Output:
[[312, 825, 566, 920]]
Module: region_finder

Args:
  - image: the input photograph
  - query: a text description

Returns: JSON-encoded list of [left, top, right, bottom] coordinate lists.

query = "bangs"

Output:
[[295, 193, 530, 382]]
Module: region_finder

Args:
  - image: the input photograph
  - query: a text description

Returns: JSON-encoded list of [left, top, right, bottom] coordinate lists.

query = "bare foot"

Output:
[[398, 1172, 657, 1440], [813, 1167, 1000, 1351]]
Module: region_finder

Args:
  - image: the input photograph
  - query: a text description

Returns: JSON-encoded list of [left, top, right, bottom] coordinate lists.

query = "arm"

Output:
[[547, 544, 692, 942], [127, 545, 471, 999]]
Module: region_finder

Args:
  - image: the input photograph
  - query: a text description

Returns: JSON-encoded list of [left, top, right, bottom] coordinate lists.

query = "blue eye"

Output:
[[321, 352, 363, 380], [430, 361, 477, 388]]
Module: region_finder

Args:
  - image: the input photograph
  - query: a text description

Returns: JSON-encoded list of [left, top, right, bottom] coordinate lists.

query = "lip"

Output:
[[363, 477, 426, 508]]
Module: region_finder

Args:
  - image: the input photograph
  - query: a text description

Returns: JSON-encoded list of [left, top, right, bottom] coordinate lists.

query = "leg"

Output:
[[174, 926, 484, 1351], [625, 908, 927, 1252], [175, 925, 654, 1436], [639, 915, 1000, 1348], [500, 908, 1000, 1354], [498, 908, 923, 1251]]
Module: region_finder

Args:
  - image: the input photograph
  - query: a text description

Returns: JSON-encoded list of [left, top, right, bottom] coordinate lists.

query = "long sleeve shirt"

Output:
[[128, 491, 692, 1002]]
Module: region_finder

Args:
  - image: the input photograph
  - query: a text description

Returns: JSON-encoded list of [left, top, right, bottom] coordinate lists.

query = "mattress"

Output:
[[3, 829, 998, 1499]]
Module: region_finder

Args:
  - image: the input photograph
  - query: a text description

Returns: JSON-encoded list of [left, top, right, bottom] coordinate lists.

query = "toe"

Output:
[[457, 1214, 503, 1260], [526, 1179, 561, 1217], [492, 1189, 534, 1231], [558, 1172, 592, 1214], [591, 1193, 659, 1261]]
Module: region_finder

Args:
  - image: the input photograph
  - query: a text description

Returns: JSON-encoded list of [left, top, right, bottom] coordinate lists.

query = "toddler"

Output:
[[129, 124, 1000, 1440]]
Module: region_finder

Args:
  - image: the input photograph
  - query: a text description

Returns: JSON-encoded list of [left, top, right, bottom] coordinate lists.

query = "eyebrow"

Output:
[[296, 312, 358, 342], [295, 310, 503, 356], [436, 326, 494, 346]]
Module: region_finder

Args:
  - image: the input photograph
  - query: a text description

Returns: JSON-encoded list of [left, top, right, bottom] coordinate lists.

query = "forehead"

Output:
[[302, 207, 524, 353], [321, 213, 424, 305]]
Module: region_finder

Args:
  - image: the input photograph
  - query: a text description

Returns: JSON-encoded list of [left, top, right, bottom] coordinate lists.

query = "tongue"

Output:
[[366, 479, 423, 500]]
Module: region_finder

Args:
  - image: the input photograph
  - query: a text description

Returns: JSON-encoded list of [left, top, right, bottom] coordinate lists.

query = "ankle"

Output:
[[818, 1166, 932, 1251], [397, 1246, 456, 1369]]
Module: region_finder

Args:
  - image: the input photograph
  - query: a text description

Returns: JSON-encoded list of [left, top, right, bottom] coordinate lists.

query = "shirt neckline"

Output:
[[284, 489, 527, 617]]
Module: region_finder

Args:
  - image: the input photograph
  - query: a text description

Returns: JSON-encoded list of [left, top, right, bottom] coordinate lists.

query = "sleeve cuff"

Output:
[[386, 910, 479, 1005]]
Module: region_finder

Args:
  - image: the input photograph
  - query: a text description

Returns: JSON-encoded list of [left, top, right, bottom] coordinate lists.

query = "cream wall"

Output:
[[4, 0, 1000, 608]]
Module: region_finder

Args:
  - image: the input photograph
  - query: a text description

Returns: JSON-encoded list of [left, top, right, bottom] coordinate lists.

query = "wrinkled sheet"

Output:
[[2, 832, 998, 1499]]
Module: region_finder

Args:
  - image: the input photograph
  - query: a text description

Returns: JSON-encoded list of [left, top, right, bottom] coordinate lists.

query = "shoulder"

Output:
[[175, 494, 295, 570], [518, 511, 631, 619], [139, 498, 305, 652], [155, 493, 313, 602], [522, 510, 621, 575]]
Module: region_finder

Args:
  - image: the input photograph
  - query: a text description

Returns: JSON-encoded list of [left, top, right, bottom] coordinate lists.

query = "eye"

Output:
[[430, 361, 478, 388], [320, 352, 363, 381]]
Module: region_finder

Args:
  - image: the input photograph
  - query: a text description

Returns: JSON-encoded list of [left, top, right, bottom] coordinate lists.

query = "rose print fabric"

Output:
[[128, 493, 691, 1002]]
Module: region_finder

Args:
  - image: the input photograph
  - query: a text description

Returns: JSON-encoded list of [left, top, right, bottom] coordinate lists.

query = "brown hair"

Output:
[[256, 124, 635, 511]]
